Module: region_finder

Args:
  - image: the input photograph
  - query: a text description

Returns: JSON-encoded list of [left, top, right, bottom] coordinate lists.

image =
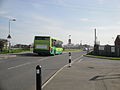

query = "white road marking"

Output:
[[7, 57, 50, 70], [8, 62, 31, 70], [71, 55, 83, 64], [42, 63, 68, 88], [42, 54, 84, 88], [78, 59, 83, 62], [37, 57, 50, 62]]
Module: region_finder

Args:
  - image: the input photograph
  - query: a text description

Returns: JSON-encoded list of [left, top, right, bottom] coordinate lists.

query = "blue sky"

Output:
[[1, 0, 120, 45]]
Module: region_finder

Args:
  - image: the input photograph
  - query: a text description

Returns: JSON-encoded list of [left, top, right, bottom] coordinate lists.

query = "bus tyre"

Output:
[[38, 53, 41, 56], [53, 50, 56, 56]]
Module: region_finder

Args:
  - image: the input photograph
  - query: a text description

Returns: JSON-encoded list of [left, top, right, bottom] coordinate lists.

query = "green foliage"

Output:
[[86, 54, 120, 60], [86, 51, 94, 55], [86, 51, 120, 60], [63, 49, 82, 52], [0, 41, 5, 51], [0, 48, 30, 54]]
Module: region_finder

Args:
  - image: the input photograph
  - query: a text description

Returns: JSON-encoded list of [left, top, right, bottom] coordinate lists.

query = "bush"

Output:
[[0, 48, 30, 54]]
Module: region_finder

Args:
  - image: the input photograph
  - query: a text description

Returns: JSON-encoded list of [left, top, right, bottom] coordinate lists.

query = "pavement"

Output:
[[43, 56, 120, 90], [0, 51, 32, 59], [0, 54, 16, 59]]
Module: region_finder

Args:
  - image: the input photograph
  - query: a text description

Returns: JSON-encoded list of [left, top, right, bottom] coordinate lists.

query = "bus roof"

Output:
[[35, 36, 62, 41]]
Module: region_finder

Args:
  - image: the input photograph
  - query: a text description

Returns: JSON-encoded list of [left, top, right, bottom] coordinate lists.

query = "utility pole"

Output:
[[94, 28, 98, 55], [94, 28, 97, 45]]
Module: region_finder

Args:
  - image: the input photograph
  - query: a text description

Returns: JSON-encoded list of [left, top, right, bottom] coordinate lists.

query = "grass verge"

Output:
[[0, 48, 30, 54], [63, 49, 82, 52], [85, 54, 120, 60]]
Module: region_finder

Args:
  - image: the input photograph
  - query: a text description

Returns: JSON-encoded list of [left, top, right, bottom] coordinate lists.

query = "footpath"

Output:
[[43, 56, 120, 90], [0, 54, 16, 59], [0, 51, 32, 59]]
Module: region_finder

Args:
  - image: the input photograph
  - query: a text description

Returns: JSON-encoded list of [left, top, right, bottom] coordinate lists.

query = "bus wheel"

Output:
[[52, 50, 56, 56], [38, 53, 41, 56], [60, 52, 62, 55]]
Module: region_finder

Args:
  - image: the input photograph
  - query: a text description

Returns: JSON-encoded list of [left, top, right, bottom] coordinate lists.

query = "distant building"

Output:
[[93, 35, 120, 57], [115, 35, 120, 46], [12, 44, 30, 48]]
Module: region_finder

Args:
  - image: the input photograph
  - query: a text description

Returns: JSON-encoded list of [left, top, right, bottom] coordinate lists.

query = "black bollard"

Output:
[[69, 52, 71, 67], [36, 65, 42, 90]]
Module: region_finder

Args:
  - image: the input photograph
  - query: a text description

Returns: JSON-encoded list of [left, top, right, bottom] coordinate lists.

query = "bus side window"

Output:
[[52, 39, 63, 47], [56, 41, 62, 48], [52, 39, 56, 46]]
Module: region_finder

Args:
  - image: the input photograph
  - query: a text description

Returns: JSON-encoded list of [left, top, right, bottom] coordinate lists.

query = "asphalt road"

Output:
[[0, 51, 86, 90]]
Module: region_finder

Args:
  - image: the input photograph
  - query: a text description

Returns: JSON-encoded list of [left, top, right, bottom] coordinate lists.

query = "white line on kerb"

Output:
[[78, 59, 83, 62], [42, 64, 68, 88], [42, 54, 84, 88]]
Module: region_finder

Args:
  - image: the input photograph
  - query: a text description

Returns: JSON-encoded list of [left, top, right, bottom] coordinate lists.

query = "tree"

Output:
[[0, 39, 7, 52]]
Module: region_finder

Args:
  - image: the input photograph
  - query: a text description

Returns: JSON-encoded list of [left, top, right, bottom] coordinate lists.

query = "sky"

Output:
[[1, 0, 120, 45]]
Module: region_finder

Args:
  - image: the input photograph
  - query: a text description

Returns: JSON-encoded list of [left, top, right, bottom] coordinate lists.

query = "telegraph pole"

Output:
[[94, 28, 97, 45]]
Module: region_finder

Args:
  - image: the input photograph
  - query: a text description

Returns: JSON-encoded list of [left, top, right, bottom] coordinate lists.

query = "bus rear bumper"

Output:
[[33, 49, 50, 55]]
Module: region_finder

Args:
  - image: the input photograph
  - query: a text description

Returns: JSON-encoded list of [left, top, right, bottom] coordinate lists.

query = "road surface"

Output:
[[0, 51, 85, 90]]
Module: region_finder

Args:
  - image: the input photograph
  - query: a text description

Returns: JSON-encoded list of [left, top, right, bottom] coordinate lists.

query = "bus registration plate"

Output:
[[36, 45, 47, 49]]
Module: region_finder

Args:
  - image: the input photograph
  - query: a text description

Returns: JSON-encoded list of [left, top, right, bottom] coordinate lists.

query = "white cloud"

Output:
[[97, 0, 104, 5], [29, 14, 62, 26], [3, 15, 16, 19], [96, 26, 120, 31], [0, 26, 7, 30], [89, 26, 120, 45], [117, 21, 120, 25], [80, 18, 89, 22], [0, 10, 9, 15]]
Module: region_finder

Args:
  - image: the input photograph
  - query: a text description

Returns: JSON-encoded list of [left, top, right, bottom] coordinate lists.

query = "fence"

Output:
[[94, 45, 120, 57]]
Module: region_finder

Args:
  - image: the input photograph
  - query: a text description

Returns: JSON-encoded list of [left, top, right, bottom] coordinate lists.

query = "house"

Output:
[[115, 35, 120, 46]]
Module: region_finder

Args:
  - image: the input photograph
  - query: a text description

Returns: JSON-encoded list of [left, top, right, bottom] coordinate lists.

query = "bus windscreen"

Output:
[[35, 37, 49, 40]]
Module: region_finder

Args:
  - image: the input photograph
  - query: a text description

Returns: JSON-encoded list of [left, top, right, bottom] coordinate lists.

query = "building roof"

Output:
[[115, 35, 120, 46]]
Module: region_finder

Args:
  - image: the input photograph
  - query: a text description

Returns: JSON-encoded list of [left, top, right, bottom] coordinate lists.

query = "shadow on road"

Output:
[[14, 52, 52, 57], [89, 74, 120, 81]]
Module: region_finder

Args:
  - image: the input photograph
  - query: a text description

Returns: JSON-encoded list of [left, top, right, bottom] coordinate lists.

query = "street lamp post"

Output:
[[7, 19, 16, 52]]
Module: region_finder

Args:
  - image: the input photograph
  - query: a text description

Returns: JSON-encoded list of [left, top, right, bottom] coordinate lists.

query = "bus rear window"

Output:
[[35, 37, 50, 40]]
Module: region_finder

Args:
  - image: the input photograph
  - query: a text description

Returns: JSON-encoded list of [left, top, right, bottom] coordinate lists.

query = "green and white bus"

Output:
[[33, 36, 63, 55]]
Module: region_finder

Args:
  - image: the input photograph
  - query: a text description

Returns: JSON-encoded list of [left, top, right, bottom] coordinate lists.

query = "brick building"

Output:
[[115, 35, 120, 46]]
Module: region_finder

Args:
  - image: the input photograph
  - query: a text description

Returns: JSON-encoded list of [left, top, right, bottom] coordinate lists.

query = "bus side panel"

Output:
[[56, 48, 63, 54]]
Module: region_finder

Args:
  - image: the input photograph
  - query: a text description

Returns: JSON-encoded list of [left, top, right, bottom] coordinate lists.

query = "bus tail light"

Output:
[[48, 47, 51, 50]]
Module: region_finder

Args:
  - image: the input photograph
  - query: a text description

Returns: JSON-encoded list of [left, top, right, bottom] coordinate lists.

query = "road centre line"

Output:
[[37, 57, 50, 62], [8, 62, 31, 70], [8, 57, 50, 70]]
